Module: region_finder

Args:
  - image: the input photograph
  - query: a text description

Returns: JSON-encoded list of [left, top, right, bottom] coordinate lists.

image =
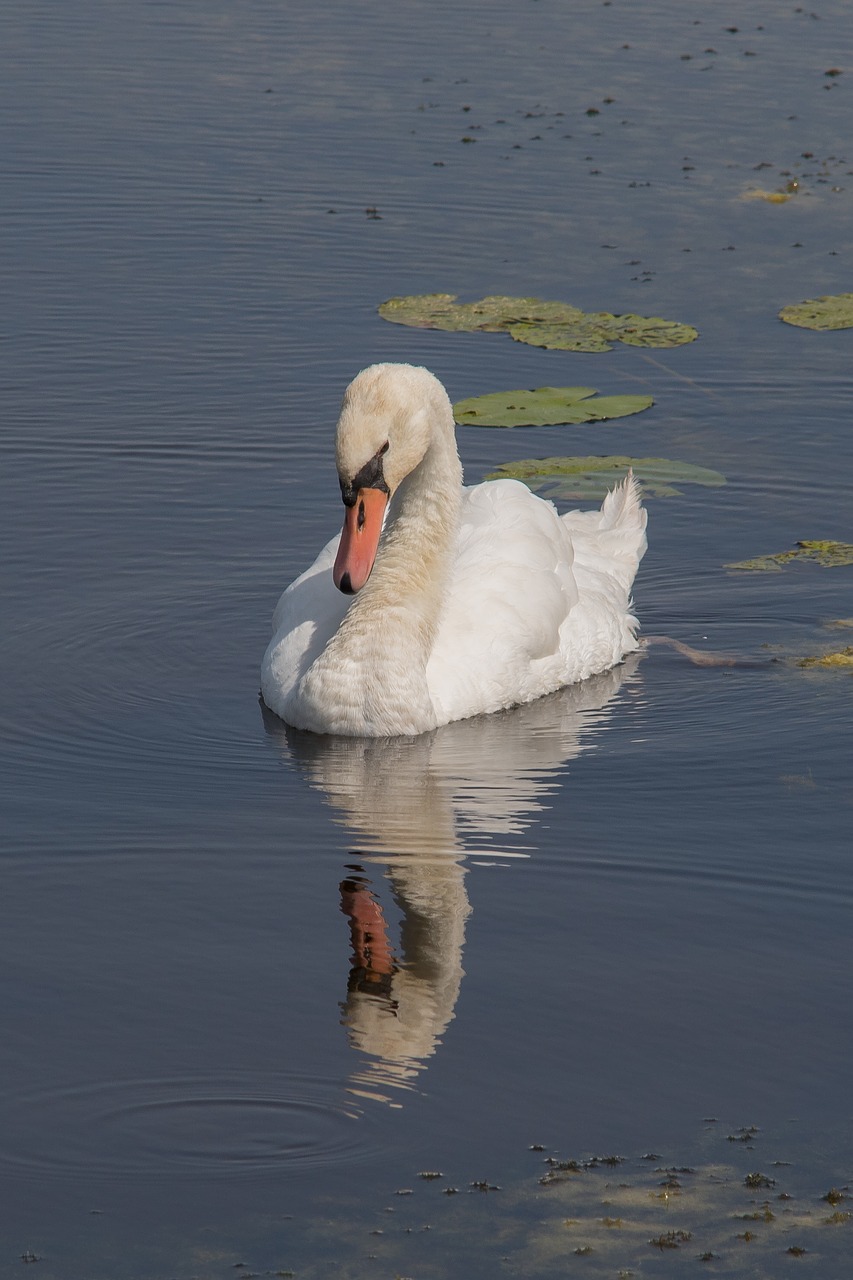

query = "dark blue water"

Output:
[[2, 1, 852, 1275]]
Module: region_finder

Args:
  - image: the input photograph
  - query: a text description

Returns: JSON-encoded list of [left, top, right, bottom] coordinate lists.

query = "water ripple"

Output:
[[0, 1072, 375, 1180]]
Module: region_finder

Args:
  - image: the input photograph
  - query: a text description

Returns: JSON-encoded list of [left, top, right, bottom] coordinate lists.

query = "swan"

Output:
[[261, 363, 647, 737]]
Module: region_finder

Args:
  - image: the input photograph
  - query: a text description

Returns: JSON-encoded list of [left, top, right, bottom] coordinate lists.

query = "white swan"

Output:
[[261, 363, 647, 736]]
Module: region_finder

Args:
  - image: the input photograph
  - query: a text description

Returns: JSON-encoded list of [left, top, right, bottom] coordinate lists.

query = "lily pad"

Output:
[[797, 647, 853, 670], [507, 321, 613, 353], [378, 294, 698, 350], [779, 293, 853, 330], [510, 313, 699, 353], [485, 456, 726, 501], [378, 294, 583, 332], [727, 540, 853, 571], [453, 386, 653, 428]]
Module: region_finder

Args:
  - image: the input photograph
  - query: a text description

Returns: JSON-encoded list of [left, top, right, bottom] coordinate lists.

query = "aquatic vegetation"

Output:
[[378, 293, 698, 352], [727, 1125, 760, 1142], [779, 292, 853, 330], [453, 385, 653, 428], [740, 1203, 775, 1222], [797, 648, 853, 670], [486, 455, 726, 501], [147, 1125, 853, 1278], [649, 1230, 692, 1249], [743, 187, 795, 203], [510, 313, 698, 352], [540, 1158, 583, 1185], [727, 540, 853, 571]]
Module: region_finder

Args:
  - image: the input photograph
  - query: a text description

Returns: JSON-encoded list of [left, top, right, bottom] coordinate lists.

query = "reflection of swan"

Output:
[[261, 364, 647, 736], [263, 660, 638, 1103]]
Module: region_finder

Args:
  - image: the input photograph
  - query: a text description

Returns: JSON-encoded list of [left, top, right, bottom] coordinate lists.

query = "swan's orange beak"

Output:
[[333, 487, 389, 594]]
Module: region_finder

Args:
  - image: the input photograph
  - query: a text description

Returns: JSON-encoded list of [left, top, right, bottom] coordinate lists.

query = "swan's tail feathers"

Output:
[[599, 469, 647, 535], [561, 469, 648, 597], [598, 470, 648, 579]]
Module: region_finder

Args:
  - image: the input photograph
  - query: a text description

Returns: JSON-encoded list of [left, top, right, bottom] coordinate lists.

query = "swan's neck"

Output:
[[304, 422, 462, 735], [360, 428, 462, 644]]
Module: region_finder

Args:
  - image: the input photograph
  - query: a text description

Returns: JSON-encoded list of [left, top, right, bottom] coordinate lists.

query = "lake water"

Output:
[[2, 1, 852, 1275]]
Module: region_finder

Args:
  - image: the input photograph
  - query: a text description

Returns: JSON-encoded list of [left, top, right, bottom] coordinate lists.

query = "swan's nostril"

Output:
[[357, 499, 366, 531]]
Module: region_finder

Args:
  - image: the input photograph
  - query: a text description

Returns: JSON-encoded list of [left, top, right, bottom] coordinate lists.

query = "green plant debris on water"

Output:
[[727, 1125, 760, 1142], [116, 1126, 853, 1280], [743, 187, 795, 203], [797, 647, 853, 670], [740, 1204, 775, 1222], [453, 386, 653, 427], [726, 540, 853, 571], [779, 292, 853, 330], [378, 293, 698, 351], [486, 455, 726, 501], [650, 1230, 692, 1249]]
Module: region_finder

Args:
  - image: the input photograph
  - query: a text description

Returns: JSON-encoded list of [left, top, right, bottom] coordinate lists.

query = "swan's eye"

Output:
[[379, 441, 389, 455], [357, 499, 366, 530]]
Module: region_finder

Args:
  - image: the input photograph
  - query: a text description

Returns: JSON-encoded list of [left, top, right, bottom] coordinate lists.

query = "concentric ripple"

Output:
[[0, 1072, 375, 1180]]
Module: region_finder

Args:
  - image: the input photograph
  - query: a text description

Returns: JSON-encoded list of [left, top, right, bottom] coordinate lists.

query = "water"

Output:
[[2, 0, 852, 1275]]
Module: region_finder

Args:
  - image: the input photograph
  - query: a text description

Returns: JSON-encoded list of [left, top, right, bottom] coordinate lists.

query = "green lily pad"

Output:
[[510, 313, 699, 353], [453, 386, 653, 428], [378, 294, 698, 350], [507, 321, 614, 353], [485, 455, 726, 500], [779, 293, 853, 330], [797, 647, 853, 670], [378, 294, 583, 332], [727, 540, 853, 571]]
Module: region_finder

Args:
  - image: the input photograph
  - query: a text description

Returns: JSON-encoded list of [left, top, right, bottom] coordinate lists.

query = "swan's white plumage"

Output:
[[261, 363, 647, 737]]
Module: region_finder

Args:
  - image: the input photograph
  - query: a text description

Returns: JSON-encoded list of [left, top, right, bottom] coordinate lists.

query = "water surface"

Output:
[[2, 1, 852, 1275]]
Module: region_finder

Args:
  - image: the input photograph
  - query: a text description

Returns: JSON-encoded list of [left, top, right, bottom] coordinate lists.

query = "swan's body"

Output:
[[261, 363, 647, 737]]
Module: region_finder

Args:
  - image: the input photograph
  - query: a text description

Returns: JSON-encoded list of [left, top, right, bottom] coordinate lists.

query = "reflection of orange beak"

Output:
[[333, 487, 389, 594]]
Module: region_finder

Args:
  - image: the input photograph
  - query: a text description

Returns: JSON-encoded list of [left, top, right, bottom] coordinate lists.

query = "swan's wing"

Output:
[[426, 480, 580, 722], [427, 477, 646, 725]]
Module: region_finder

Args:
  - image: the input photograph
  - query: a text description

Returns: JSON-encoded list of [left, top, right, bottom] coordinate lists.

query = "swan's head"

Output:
[[332, 364, 452, 594]]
